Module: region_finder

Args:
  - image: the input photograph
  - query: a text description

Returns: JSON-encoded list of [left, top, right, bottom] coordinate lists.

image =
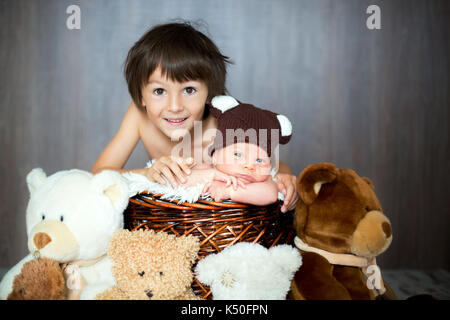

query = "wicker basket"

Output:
[[124, 192, 294, 299]]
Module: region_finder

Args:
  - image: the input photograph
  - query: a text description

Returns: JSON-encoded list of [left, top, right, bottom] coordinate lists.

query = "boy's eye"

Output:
[[234, 152, 242, 158], [255, 158, 264, 163], [153, 88, 166, 95], [184, 87, 196, 95]]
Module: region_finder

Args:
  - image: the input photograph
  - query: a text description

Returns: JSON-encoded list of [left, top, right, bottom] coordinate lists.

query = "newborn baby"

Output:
[[183, 96, 292, 206]]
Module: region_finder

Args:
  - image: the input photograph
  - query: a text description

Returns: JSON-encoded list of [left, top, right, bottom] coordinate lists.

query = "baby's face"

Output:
[[213, 143, 272, 183]]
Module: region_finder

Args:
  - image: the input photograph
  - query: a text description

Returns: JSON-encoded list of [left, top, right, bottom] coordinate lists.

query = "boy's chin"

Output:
[[160, 122, 192, 139]]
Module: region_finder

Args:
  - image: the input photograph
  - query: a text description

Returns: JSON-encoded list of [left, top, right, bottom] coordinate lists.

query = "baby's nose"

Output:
[[244, 163, 255, 170]]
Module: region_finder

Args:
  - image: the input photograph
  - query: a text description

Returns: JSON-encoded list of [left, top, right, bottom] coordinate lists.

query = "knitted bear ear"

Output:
[[277, 114, 292, 144], [210, 95, 239, 117]]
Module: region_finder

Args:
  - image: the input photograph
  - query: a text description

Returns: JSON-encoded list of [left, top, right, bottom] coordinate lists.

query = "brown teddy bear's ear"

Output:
[[175, 235, 200, 265], [362, 177, 375, 190], [107, 229, 133, 260], [298, 163, 338, 205]]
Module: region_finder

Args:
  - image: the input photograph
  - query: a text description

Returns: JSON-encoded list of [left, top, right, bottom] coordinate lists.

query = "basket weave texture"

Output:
[[124, 192, 294, 299]]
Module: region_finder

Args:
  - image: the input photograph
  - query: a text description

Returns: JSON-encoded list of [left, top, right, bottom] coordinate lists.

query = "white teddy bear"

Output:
[[195, 242, 302, 300], [0, 168, 129, 300]]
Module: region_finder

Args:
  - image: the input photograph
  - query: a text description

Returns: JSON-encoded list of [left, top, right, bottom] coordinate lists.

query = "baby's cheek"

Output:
[[256, 164, 272, 176], [255, 175, 271, 182]]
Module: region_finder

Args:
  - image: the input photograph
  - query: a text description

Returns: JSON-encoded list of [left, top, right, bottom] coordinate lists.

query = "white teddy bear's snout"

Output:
[[28, 220, 79, 263]]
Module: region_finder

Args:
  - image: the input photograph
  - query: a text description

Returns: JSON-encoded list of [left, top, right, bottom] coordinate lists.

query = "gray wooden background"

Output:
[[0, 0, 448, 270]]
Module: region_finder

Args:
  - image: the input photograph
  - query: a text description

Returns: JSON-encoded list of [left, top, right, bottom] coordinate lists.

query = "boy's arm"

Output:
[[278, 160, 292, 174], [91, 103, 142, 174]]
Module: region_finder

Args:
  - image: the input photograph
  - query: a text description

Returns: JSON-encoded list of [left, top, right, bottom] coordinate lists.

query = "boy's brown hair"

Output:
[[124, 22, 231, 111]]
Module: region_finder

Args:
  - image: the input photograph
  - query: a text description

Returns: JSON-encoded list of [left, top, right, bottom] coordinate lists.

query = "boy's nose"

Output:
[[168, 94, 183, 112]]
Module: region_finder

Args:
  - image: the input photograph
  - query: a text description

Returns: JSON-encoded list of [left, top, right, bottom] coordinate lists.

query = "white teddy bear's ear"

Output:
[[26, 168, 47, 195], [91, 170, 129, 212], [211, 95, 239, 113], [268, 245, 302, 275]]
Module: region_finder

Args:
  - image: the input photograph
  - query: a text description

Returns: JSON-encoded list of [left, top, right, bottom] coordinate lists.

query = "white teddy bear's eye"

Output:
[[60, 215, 64, 222], [41, 214, 45, 220]]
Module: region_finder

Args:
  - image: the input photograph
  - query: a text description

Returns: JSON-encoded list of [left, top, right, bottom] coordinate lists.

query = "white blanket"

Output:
[[122, 171, 209, 204], [121, 160, 284, 203]]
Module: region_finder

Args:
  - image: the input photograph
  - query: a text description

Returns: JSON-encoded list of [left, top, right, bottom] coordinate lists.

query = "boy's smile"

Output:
[[141, 66, 208, 139], [164, 117, 188, 126]]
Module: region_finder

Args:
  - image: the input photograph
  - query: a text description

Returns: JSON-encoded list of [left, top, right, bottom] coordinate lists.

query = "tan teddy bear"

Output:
[[7, 258, 66, 300], [96, 229, 201, 300]]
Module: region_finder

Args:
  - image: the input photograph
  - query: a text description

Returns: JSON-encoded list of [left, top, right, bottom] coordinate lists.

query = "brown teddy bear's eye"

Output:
[[365, 206, 370, 212], [159, 272, 163, 276], [138, 271, 145, 277]]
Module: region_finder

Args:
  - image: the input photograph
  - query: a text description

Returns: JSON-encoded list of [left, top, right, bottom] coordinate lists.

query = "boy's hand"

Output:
[[274, 173, 299, 213], [145, 156, 194, 188], [202, 181, 231, 202]]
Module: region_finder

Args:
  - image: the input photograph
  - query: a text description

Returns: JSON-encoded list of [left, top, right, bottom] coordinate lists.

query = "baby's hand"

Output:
[[145, 156, 194, 188], [202, 181, 231, 202], [212, 170, 246, 191]]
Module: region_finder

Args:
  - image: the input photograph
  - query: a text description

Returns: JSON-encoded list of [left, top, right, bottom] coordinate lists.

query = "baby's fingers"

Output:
[[202, 182, 211, 194], [230, 176, 239, 191], [237, 178, 247, 189], [223, 176, 232, 188]]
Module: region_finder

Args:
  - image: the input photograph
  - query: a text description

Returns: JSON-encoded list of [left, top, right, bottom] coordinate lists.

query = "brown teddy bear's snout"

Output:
[[350, 210, 393, 258]]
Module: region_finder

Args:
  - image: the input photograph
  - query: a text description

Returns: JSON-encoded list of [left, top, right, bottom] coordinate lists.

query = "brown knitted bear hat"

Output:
[[208, 95, 292, 157]]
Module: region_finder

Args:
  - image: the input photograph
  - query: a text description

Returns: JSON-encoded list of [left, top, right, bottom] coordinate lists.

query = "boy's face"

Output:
[[141, 66, 208, 139], [213, 142, 272, 183]]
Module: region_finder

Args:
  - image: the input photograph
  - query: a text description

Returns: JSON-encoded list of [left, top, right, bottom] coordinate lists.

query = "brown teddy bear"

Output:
[[290, 163, 396, 300], [96, 229, 201, 300], [7, 258, 66, 300]]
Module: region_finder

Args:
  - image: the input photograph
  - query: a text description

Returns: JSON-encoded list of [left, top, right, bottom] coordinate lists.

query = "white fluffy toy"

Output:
[[0, 168, 129, 300], [195, 242, 302, 300]]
